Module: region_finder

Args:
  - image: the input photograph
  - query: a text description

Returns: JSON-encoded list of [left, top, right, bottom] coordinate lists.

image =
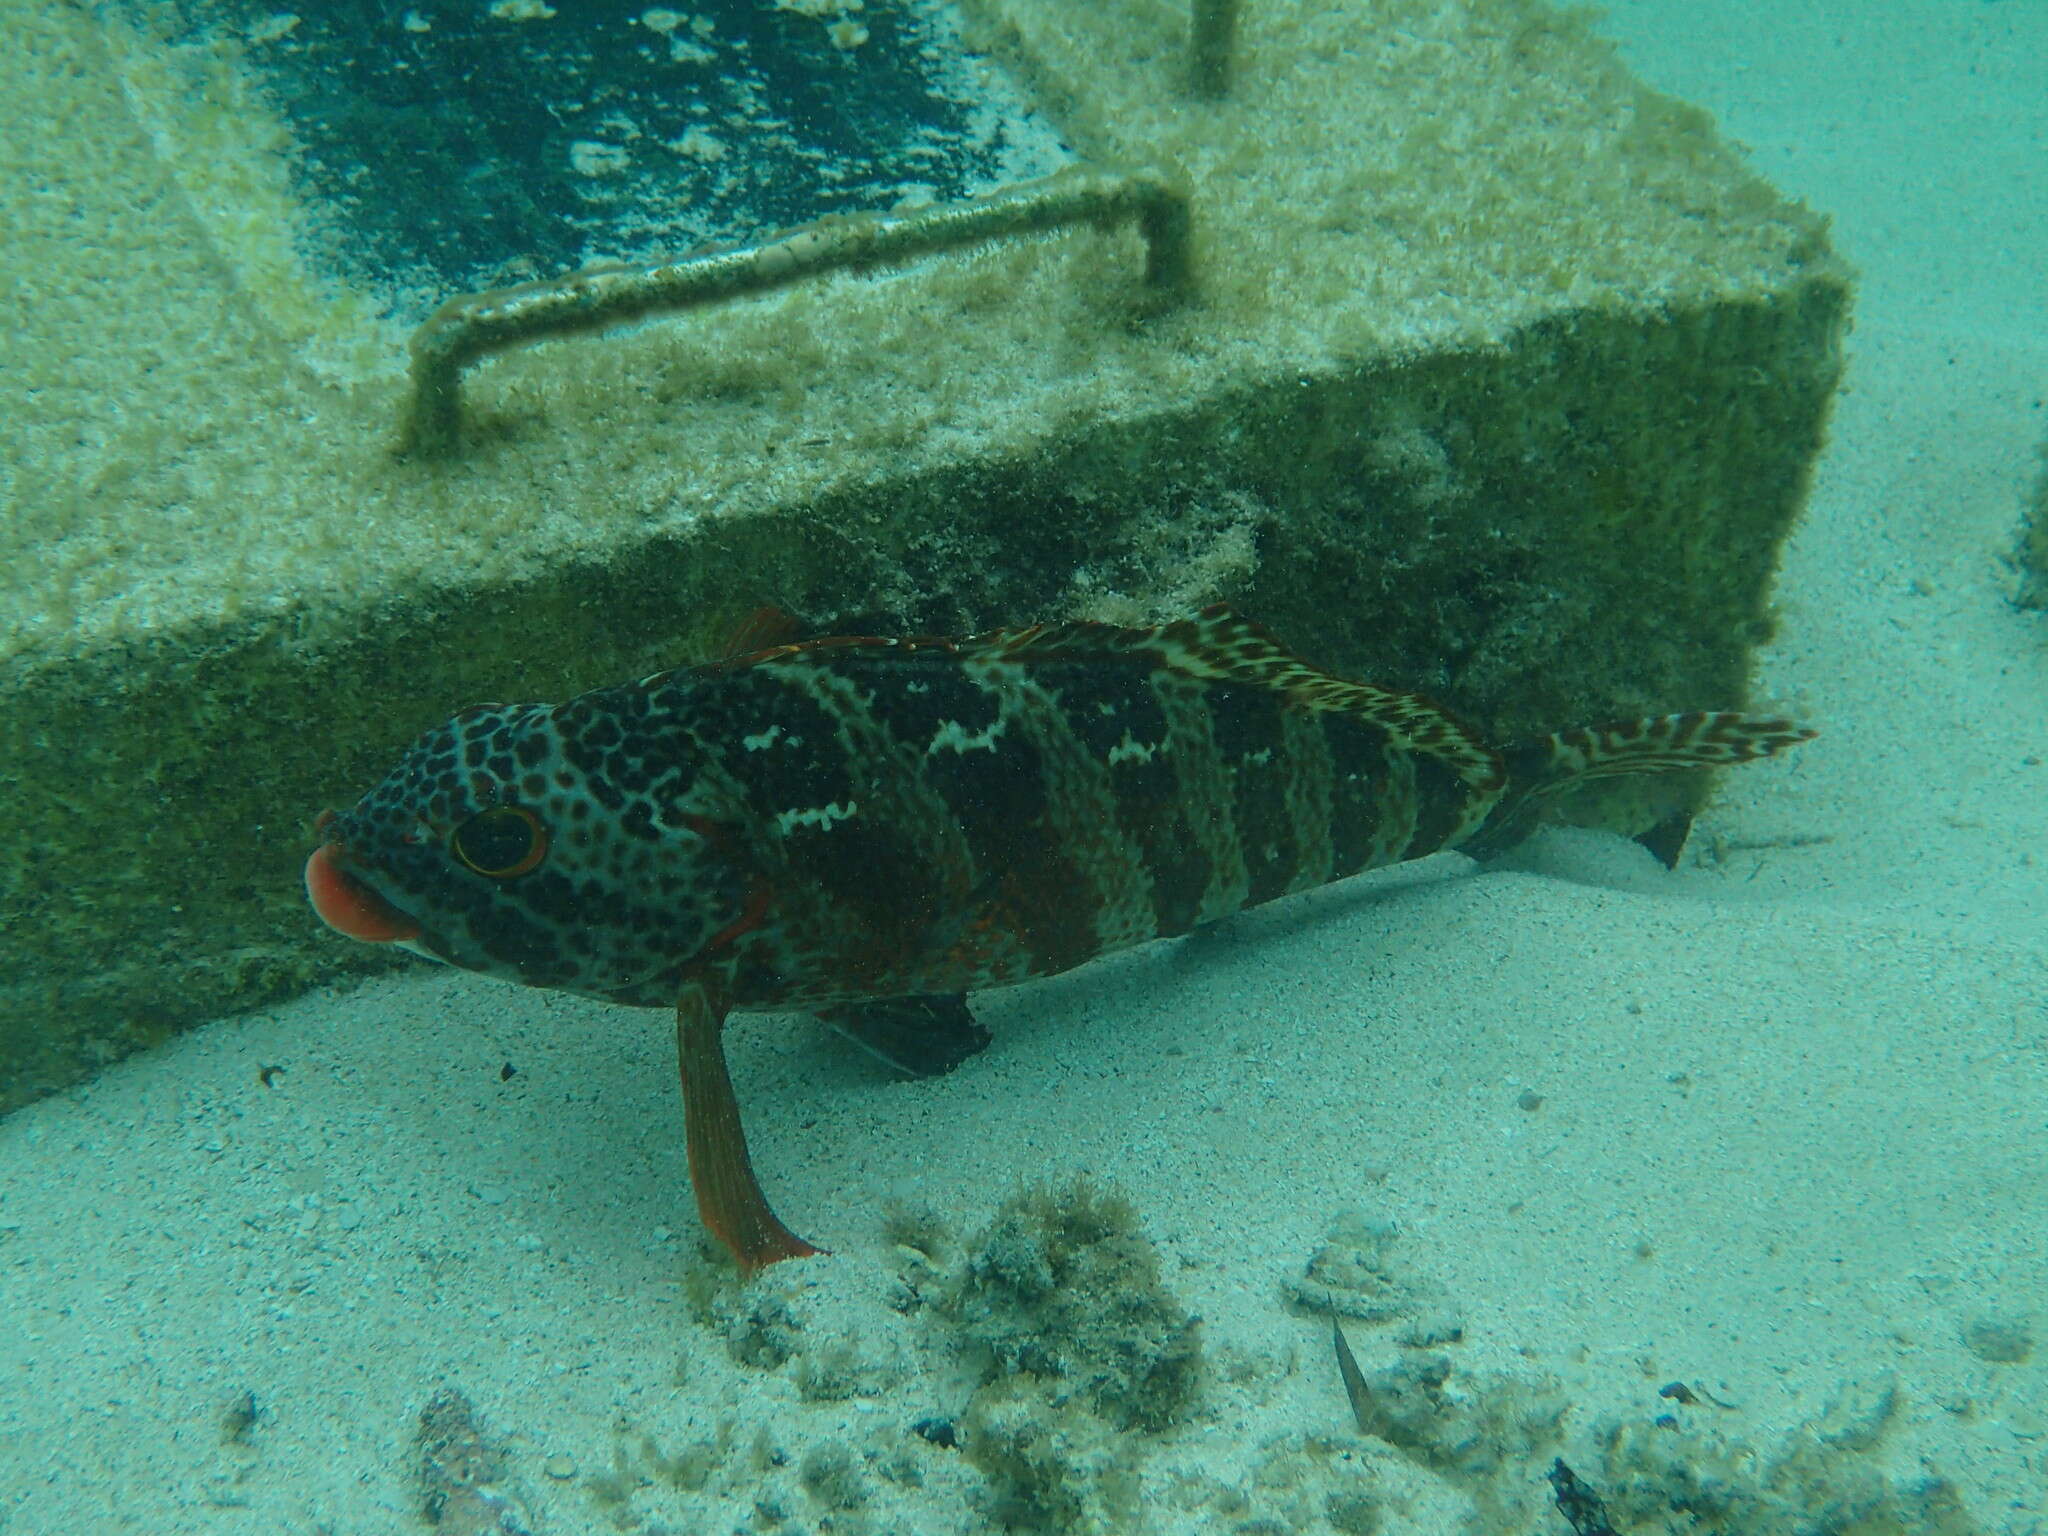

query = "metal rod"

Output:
[[399, 165, 1192, 456]]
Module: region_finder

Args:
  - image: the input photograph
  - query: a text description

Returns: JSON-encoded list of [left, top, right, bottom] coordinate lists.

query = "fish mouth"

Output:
[[305, 842, 423, 944]]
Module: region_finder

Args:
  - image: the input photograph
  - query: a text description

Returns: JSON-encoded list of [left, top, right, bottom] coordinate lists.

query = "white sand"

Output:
[[4, 2, 2045, 1531]]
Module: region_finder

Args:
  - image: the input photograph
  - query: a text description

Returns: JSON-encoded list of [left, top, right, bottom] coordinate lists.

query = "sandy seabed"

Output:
[[4, 2, 2046, 1532]]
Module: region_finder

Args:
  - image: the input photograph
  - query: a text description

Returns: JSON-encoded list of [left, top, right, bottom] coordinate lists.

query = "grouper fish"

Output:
[[305, 607, 1810, 1272]]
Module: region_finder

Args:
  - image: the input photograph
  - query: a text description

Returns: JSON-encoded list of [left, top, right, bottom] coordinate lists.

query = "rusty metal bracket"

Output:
[[399, 165, 1193, 456]]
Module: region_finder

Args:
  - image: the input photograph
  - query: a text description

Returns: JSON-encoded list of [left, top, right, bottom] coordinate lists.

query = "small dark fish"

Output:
[[307, 607, 1810, 1271]]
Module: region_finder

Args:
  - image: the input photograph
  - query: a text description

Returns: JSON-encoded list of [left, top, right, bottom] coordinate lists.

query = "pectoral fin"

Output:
[[675, 985, 824, 1274]]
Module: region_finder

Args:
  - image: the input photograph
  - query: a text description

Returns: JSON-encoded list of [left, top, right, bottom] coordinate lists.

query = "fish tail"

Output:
[[1458, 710, 1814, 861]]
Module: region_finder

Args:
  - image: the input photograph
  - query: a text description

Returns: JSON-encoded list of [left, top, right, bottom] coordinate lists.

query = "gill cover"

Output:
[[308, 696, 748, 1000]]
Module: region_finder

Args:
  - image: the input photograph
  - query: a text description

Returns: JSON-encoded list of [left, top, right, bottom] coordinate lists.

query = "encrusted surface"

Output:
[[0, 0, 1846, 1111]]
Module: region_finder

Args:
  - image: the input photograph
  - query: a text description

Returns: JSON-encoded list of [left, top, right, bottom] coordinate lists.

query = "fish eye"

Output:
[[450, 806, 549, 878]]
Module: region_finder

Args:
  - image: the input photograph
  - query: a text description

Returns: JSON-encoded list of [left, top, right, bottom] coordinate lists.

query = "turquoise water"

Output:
[[2, 2, 2044, 1531]]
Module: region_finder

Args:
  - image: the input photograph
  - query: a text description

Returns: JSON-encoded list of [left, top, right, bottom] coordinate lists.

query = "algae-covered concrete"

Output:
[[0, 0, 1848, 1113]]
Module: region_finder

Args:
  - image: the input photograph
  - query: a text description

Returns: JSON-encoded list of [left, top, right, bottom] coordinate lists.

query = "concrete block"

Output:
[[0, 0, 1848, 1112]]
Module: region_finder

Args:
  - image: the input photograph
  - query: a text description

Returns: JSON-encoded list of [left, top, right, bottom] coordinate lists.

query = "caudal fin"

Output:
[[1458, 711, 1814, 861]]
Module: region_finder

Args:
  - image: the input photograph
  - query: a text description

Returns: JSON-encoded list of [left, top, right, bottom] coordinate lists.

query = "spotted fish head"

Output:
[[306, 692, 749, 1001]]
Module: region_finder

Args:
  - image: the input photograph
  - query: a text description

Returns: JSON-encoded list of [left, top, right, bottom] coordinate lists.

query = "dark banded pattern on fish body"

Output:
[[306, 606, 1811, 1274], [665, 612, 1511, 1016]]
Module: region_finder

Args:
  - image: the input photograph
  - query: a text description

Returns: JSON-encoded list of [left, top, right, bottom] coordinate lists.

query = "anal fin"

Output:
[[1632, 809, 1696, 870], [816, 993, 990, 1078]]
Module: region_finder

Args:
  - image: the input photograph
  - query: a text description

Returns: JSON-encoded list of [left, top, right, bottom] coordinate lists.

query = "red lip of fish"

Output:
[[305, 842, 423, 944]]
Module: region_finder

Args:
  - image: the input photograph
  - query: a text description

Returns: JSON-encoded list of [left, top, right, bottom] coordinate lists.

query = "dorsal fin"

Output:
[[712, 605, 804, 662], [959, 605, 1507, 799], [698, 605, 1505, 800]]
